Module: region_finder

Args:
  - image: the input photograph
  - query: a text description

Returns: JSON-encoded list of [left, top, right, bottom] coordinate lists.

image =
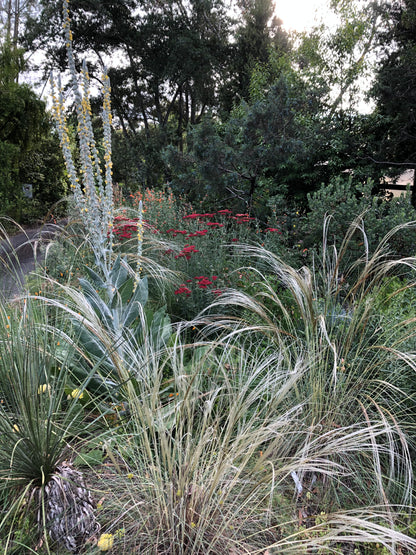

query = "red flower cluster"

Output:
[[174, 275, 222, 297], [111, 216, 159, 242], [174, 245, 200, 260], [174, 285, 192, 297], [188, 229, 208, 238], [232, 213, 256, 223], [194, 275, 217, 289], [265, 228, 282, 234], [206, 222, 224, 228], [166, 229, 187, 237], [182, 212, 217, 220], [112, 217, 137, 241]]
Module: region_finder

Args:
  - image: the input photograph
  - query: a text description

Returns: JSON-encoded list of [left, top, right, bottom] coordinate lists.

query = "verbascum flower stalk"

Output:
[[133, 200, 143, 292], [101, 68, 114, 266], [50, 0, 114, 282], [50, 73, 81, 202]]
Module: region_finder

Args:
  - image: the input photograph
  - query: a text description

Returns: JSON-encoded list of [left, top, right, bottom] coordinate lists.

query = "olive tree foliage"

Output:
[[295, 0, 384, 114]]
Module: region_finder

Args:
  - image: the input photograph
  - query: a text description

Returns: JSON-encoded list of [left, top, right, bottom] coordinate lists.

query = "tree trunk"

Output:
[[12, 0, 19, 46], [5, 0, 12, 41], [248, 175, 256, 211]]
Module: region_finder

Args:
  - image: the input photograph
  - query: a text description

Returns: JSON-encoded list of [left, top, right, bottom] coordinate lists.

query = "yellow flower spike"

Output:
[[97, 533, 114, 551], [13, 424, 19, 433], [127, 473, 134, 479]]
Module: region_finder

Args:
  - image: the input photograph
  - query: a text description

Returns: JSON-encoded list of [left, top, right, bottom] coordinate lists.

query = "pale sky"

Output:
[[275, 0, 334, 32]]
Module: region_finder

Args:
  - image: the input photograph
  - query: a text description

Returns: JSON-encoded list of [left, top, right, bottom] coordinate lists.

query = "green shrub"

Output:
[[301, 177, 416, 263]]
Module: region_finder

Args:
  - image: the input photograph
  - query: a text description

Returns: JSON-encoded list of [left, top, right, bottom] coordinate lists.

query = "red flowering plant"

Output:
[[156, 207, 265, 320], [111, 188, 289, 320], [121, 187, 194, 234]]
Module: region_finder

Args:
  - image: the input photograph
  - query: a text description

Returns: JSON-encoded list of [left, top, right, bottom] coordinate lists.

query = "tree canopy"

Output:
[[14, 0, 416, 211], [370, 0, 416, 203]]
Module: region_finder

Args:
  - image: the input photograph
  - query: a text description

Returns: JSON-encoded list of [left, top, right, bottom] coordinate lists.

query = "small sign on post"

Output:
[[22, 184, 33, 199]]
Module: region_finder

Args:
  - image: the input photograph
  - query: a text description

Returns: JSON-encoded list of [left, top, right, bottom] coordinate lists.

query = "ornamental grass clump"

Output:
[[194, 217, 416, 551], [83, 321, 416, 554]]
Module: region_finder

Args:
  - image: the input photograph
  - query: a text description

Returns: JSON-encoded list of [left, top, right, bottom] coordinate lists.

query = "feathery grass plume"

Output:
[[187, 218, 416, 548], [50, 0, 114, 284], [84, 324, 416, 553], [25, 218, 416, 552]]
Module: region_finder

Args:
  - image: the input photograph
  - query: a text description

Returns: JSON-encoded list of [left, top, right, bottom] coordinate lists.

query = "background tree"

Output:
[[25, 0, 233, 187], [0, 42, 65, 221], [0, 0, 38, 46], [23, 0, 410, 210], [295, 0, 382, 115], [219, 0, 291, 113], [369, 0, 416, 205], [164, 0, 389, 214], [165, 73, 327, 213]]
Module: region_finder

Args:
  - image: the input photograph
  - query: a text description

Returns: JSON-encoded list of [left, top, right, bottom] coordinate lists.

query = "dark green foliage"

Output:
[[0, 43, 66, 222], [0, 44, 46, 214], [112, 125, 175, 190], [220, 0, 291, 113], [0, 140, 19, 211], [165, 74, 326, 213], [370, 0, 416, 203], [300, 176, 416, 261], [26, 0, 233, 187], [18, 128, 67, 216]]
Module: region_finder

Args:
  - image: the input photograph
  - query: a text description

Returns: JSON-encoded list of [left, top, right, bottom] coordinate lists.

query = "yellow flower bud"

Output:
[[97, 533, 114, 551], [38, 384, 51, 394], [71, 389, 84, 400]]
